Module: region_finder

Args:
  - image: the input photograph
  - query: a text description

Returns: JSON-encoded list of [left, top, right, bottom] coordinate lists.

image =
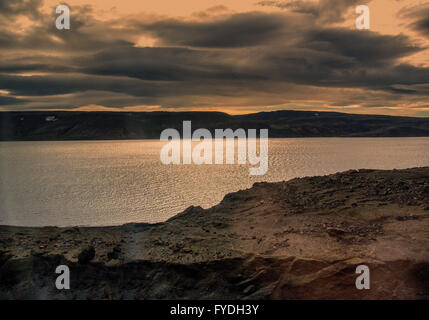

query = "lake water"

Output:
[[1, 138, 429, 227]]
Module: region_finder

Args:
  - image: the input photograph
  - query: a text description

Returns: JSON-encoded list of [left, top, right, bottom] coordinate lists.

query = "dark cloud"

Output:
[[0, 95, 27, 105], [0, 55, 75, 74], [0, 0, 43, 19], [415, 17, 429, 36], [0, 0, 428, 113], [0, 2, 134, 52], [257, 0, 370, 23], [70, 23, 424, 86], [406, 6, 429, 38], [304, 29, 420, 65], [139, 12, 291, 47]]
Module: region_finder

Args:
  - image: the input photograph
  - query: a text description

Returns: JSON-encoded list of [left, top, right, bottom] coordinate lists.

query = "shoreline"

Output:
[[2, 111, 429, 141], [2, 136, 429, 143], [1, 167, 429, 299]]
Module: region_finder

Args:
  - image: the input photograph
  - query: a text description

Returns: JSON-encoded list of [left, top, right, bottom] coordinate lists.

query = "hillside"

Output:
[[1, 110, 429, 140]]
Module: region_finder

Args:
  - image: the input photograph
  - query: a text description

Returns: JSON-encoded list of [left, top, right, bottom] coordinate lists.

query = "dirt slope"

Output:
[[1, 167, 429, 299]]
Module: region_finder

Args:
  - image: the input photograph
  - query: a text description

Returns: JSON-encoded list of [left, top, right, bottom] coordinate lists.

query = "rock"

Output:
[[327, 227, 346, 237], [396, 215, 419, 221], [243, 285, 255, 294], [182, 247, 192, 254], [63, 227, 80, 234], [169, 243, 183, 253], [106, 259, 121, 267], [78, 246, 95, 264], [153, 238, 164, 246], [107, 246, 121, 260]]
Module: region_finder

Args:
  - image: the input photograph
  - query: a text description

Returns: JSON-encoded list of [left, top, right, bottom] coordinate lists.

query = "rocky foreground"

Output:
[[1, 167, 429, 299]]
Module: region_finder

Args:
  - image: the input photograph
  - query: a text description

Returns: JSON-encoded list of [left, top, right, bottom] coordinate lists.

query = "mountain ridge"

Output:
[[1, 110, 429, 140]]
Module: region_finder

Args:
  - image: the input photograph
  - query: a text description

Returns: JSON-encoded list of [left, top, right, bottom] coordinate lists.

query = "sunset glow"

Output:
[[1, 0, 429, 116]]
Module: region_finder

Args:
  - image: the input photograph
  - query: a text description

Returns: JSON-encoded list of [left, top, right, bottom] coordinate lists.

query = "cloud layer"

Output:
[[0, 0, 428, 116]]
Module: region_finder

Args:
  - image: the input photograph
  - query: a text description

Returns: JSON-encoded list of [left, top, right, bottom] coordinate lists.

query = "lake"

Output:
[[1, 138, 429, 227]]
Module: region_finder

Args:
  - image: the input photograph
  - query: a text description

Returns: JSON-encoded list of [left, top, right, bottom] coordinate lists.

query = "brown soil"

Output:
[[1, 167, 429, 299]]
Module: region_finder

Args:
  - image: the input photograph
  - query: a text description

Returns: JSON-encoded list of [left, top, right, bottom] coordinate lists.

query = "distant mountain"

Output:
[[1, 110, 429, 140]]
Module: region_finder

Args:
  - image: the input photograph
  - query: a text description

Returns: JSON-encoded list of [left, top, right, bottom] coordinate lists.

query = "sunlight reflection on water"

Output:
[[1, 138, 429, 226]]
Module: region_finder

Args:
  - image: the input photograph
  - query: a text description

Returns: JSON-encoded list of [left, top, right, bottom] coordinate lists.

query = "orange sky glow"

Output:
[[1, 0, 429, 116]]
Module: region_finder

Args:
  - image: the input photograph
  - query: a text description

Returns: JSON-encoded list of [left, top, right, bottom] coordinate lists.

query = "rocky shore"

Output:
[[1, 167, 429, 299]]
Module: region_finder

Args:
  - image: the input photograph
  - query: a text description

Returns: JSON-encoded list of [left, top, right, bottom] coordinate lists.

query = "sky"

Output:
[[0, 0, 429, 116]]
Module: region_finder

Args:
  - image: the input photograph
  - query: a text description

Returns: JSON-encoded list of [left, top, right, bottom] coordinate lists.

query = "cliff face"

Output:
[[1, 167, 429, 299]]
